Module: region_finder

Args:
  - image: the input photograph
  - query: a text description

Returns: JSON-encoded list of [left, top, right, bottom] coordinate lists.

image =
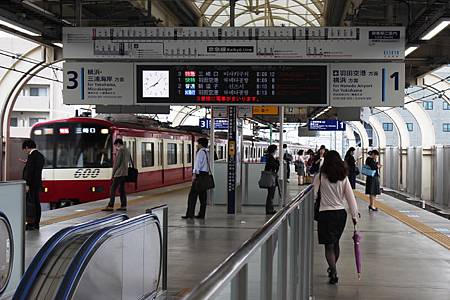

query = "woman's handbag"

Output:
[[314, 174, 321, 221], [126, 154, 139, 183], [195, 150, 215, 192], [258, 171, 276, 188], [361, 165, 376, 177]]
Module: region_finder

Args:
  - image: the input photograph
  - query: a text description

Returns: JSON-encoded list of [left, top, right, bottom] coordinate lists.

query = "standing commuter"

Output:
[[22, 139, 45, 230], [182, 138, 210, 219], [264, 144, 279, 215], [283, 144, 293, 182], [365, 150, 381, 211], [103, 138, 129, 212], [295, 150, 306, 185], [314, 150, 359, 284], [344, 147, 358, 189]]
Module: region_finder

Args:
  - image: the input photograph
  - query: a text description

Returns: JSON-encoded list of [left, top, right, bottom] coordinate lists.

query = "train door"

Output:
[[123, 137, 137, 190], [139, 138, 163, 188], [183, 141, 193, 181], [162, 139, 184, 185]]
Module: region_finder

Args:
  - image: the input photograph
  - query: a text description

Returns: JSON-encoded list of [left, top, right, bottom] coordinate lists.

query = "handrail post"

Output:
[[289, 207, 300, 300], [260, 236, 274, 300], [231, 264, 248, 300], [277, 219, 288, 299], [162, 206, 168, 291]]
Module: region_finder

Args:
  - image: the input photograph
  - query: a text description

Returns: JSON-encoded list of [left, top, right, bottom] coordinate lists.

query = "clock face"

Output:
[[142, 70, 169, 98]]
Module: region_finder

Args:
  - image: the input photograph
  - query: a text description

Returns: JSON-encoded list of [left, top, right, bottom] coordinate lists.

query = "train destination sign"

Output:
[[308, 120, 346, 131], [136, 65, 328, 105]]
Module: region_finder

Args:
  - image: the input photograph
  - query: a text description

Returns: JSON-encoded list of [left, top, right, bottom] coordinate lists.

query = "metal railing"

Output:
[[182, 185, 315, 300]]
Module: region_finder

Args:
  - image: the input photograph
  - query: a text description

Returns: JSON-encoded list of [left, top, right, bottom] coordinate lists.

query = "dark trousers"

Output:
[[286, 163, 291, 179], [186, 178, 207, 217], [109, 176, 127, 207], [266, 186, 276, 213], [27, 188, 41, 225]]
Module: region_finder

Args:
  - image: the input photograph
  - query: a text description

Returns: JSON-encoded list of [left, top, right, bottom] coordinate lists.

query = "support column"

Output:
[[421, 147, 433, 201], [209, 107, 215, 205], [400, 148, 408, 191], [278, 107, 285, 206], [379, 148, 385, 186], [227, 106, 237, 214]]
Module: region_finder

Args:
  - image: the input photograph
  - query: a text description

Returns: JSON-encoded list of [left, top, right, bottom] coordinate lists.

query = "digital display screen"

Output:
[[136, 65, 327, 105]]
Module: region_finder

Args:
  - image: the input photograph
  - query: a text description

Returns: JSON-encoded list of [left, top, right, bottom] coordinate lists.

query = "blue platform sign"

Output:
[[199, 118, 228, 130], [308, 120, 346, 131]]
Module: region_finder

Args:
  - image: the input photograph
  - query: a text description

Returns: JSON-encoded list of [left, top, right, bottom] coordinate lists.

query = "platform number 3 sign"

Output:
[[66, 68, 85, 100]]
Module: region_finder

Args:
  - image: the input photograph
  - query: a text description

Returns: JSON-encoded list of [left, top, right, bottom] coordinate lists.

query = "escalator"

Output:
[[14, 213, 162, 300], [13, 214, 128, 300]]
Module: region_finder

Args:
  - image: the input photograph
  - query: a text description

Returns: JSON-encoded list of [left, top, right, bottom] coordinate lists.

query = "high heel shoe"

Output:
[[328, 273, 339, 285], [327, 267, 332, 278], [368, 205, 378, 212]]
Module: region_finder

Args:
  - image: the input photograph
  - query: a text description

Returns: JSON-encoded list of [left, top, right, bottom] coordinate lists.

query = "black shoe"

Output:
[[327, 268, 332, 278], [368, 205, 378, 212], [329, 273, 339, 285], [181, 215, 193, 219], [116, 206, 127, 211], [195, 215, 205, 219], [26, 224, 39, 231], [266, 210, 277, 215]]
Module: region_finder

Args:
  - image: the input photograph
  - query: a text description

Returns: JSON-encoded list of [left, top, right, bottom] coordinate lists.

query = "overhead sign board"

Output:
[[308, 120, 346, 131], [136, 64, 328, 105], [199, 118, 229, 130], [238, 107, 252, 118], [213, 106, 228, 118], [63, 62, 133, 105], [329, 63, 404, 107], [252, 106, 279, 115], [63, 27, 404, 61]]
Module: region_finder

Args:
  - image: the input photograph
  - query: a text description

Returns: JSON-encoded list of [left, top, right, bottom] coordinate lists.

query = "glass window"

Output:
[[31, 123, 112, 168], [167, 143, 177, 165], [443, 101, 450, 110], [10, 118, 18, 127], [383, 123, 393, 131], [29, 87, 48, 96], [29, 118, 45, 126], [443, 123, 450, 132], [423, 101, 433, 110], [406, 123, 413, 131], [141, 142, 154, 167], [186, 144, 192, 163]]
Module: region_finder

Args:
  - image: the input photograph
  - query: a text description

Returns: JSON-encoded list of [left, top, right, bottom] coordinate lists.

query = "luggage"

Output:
[[195, 149, 215, 192], [258, 171, 276, 189], [126, 155, 138, 183], [361, 165, 376, 177]]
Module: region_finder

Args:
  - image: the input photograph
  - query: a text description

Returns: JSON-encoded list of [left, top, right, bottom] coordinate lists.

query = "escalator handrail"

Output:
[[55, 214, 161, 300], [13, 214, 128, 300]]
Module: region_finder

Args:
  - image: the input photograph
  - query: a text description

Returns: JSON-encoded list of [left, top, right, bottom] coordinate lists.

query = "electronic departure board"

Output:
[[136, 65, 327, 105]]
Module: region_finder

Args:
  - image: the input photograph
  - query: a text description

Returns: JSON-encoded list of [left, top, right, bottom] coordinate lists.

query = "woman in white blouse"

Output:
[[314, 150, 360, 284]]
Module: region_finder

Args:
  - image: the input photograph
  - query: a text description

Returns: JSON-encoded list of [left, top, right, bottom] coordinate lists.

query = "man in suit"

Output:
[[103, 138, 130, 211], [22, 139, 45, 230]]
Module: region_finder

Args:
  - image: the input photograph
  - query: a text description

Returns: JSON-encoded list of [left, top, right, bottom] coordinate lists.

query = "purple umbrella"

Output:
[[352, 226, 362, 280]]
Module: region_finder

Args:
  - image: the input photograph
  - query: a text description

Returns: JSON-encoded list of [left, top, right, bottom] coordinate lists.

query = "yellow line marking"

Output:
[[355, 191, 450, 251], [40, 184, 190, 226]]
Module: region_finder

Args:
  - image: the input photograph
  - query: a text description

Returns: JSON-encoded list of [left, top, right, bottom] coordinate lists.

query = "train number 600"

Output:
[[74, 168, 101, 179]]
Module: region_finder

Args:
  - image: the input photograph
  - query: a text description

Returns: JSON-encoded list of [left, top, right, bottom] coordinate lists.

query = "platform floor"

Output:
[[23, 181, 450, 300]]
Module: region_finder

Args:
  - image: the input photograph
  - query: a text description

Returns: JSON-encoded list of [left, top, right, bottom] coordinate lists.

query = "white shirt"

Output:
[[313, 174, 359, 219], [193, 148, 210, 174]]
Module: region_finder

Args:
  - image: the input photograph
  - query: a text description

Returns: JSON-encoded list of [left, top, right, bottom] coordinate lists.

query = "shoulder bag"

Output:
[[314, 173, 321, 221], [361, 165, 376, 177], [126, 153, 139, 183], [258, 170, 276, 189], [195, 150, 215, 192]]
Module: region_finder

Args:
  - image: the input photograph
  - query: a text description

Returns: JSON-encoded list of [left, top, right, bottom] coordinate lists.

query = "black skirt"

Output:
[[365, 175, 381, 195], [317, 209, 347, 244]]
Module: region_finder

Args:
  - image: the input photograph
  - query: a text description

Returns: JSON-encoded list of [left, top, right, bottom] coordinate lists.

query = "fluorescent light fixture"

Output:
[[53, 42, 63, 48], [421, 19, 450, 40], [0, 19, 41, 37], [405, 46, 419, 56]]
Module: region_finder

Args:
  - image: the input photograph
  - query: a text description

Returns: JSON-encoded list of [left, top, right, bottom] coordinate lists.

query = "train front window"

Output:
[[32, 123, 112, 168]]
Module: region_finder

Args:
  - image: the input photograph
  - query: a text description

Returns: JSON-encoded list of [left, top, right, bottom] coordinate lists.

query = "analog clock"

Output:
[[142, 70, 169, 98]]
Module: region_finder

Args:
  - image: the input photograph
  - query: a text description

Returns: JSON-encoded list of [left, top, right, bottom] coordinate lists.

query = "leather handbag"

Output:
[[195, 150, 215, 192], [314, 174, 321, 221], [126, 154, 139, 183], [258, 171, 276, 189], [361, 165, 376, 177]]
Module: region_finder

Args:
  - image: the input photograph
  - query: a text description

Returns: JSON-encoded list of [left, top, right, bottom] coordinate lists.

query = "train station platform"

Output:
[[22, 181, 450, 300]]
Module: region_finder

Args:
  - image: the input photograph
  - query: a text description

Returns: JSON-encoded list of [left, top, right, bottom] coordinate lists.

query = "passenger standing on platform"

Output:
[[310, 145, 326, 175], [295, 150, 306, 185], [264, 144, 279, 215], [365, 150, 381, 211], [182, 138, 210, 219], [305, 149, 315, 181], [103, 138, 129, 212], [314, 150, 359, 285], [22, 139, 45, 231], [344, 147, 358, 189], [283, 144, 293, 182]]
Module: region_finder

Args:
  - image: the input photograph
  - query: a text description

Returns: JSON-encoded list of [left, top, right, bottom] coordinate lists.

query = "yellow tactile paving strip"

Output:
[[355, 191, 450, 251], [40, 185, 190, 226]]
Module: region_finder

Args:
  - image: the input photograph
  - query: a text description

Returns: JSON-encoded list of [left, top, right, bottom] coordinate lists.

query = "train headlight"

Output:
[[91, 187, 96, 192], [44, 187, 48, 193]]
